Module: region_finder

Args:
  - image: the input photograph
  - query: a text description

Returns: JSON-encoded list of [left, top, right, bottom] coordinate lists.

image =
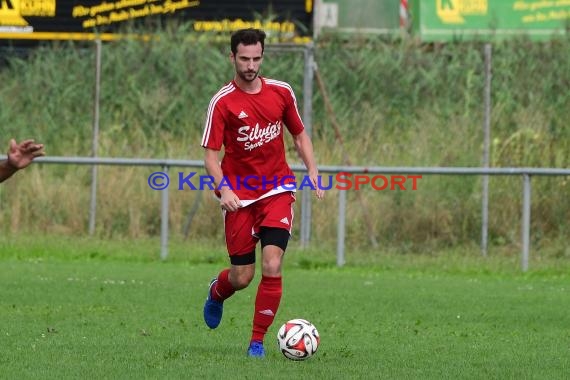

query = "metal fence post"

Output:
[[481, 43, 492, 257], [337, 189, 347, 267], [521, 174, 532, 272], [160, 165, 169, 260], [89, 38, 102, 235], [300, 42, 315, 248]]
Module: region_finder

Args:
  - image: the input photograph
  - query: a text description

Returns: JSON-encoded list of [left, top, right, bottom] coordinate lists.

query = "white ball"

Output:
[[277, 318, 320, 360]]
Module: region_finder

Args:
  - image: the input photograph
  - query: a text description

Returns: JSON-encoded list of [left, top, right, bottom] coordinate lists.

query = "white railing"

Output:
[[12, 155, 570, 272]]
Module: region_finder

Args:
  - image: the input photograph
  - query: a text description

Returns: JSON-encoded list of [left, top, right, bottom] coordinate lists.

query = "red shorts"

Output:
[[224, 191, 296, 257]]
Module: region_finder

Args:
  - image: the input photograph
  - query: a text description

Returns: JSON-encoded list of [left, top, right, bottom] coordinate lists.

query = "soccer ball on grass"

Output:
[[277, 318, 320, 360]]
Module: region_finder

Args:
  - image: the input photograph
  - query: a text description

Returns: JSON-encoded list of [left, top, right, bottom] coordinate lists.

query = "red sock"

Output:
[[211, 269, 235, 302], [251, 275, 282, 343]]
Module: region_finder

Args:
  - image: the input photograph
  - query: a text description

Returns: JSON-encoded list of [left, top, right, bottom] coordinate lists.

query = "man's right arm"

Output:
[[204, 148, 242, 212], [204, 148, 225, 187]]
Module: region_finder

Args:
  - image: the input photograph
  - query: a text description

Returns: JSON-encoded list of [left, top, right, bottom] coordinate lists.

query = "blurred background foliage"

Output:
[[0, 25, 568, 257]]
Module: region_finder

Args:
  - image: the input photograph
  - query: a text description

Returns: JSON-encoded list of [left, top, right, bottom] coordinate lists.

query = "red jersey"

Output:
[[201, 76, 305, 204]]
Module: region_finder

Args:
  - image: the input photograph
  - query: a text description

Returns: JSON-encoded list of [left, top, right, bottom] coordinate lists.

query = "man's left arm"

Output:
[[292, 131, 325, 199], [0, 159, 18, 183]]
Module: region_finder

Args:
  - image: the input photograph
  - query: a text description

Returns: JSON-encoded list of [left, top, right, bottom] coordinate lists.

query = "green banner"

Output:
[[413, 0, 570, 41]]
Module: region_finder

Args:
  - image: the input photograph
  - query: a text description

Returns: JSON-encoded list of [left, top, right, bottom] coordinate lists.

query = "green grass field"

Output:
[[1, 235, 569, 379]]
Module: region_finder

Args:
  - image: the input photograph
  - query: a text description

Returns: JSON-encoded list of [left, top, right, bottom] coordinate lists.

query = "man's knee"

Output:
[[229, 255, 255, 289], [230, 272, 254, 290]]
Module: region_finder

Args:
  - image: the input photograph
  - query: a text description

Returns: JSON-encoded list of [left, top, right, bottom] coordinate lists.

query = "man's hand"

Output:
[[7, 139, 45, 169], [308, 171, 325, 200], [219, 188, 243, 212]]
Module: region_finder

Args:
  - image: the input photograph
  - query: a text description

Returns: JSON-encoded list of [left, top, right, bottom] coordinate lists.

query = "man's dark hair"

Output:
[[231, 28, 266, 55]]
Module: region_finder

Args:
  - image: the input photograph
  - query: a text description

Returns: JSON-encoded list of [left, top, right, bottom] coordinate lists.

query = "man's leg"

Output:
[[248, 227, 289, 357], [204, 207, 256, 329]]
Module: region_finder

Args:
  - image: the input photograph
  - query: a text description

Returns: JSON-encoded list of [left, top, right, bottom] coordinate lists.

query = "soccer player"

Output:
[[200, 28, 325, 357], [0, 139, 45, 183]]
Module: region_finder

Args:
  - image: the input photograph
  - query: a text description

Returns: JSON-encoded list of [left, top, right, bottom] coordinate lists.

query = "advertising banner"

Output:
[[413, 0, 569, 41], [0, 0, 313, 44]]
